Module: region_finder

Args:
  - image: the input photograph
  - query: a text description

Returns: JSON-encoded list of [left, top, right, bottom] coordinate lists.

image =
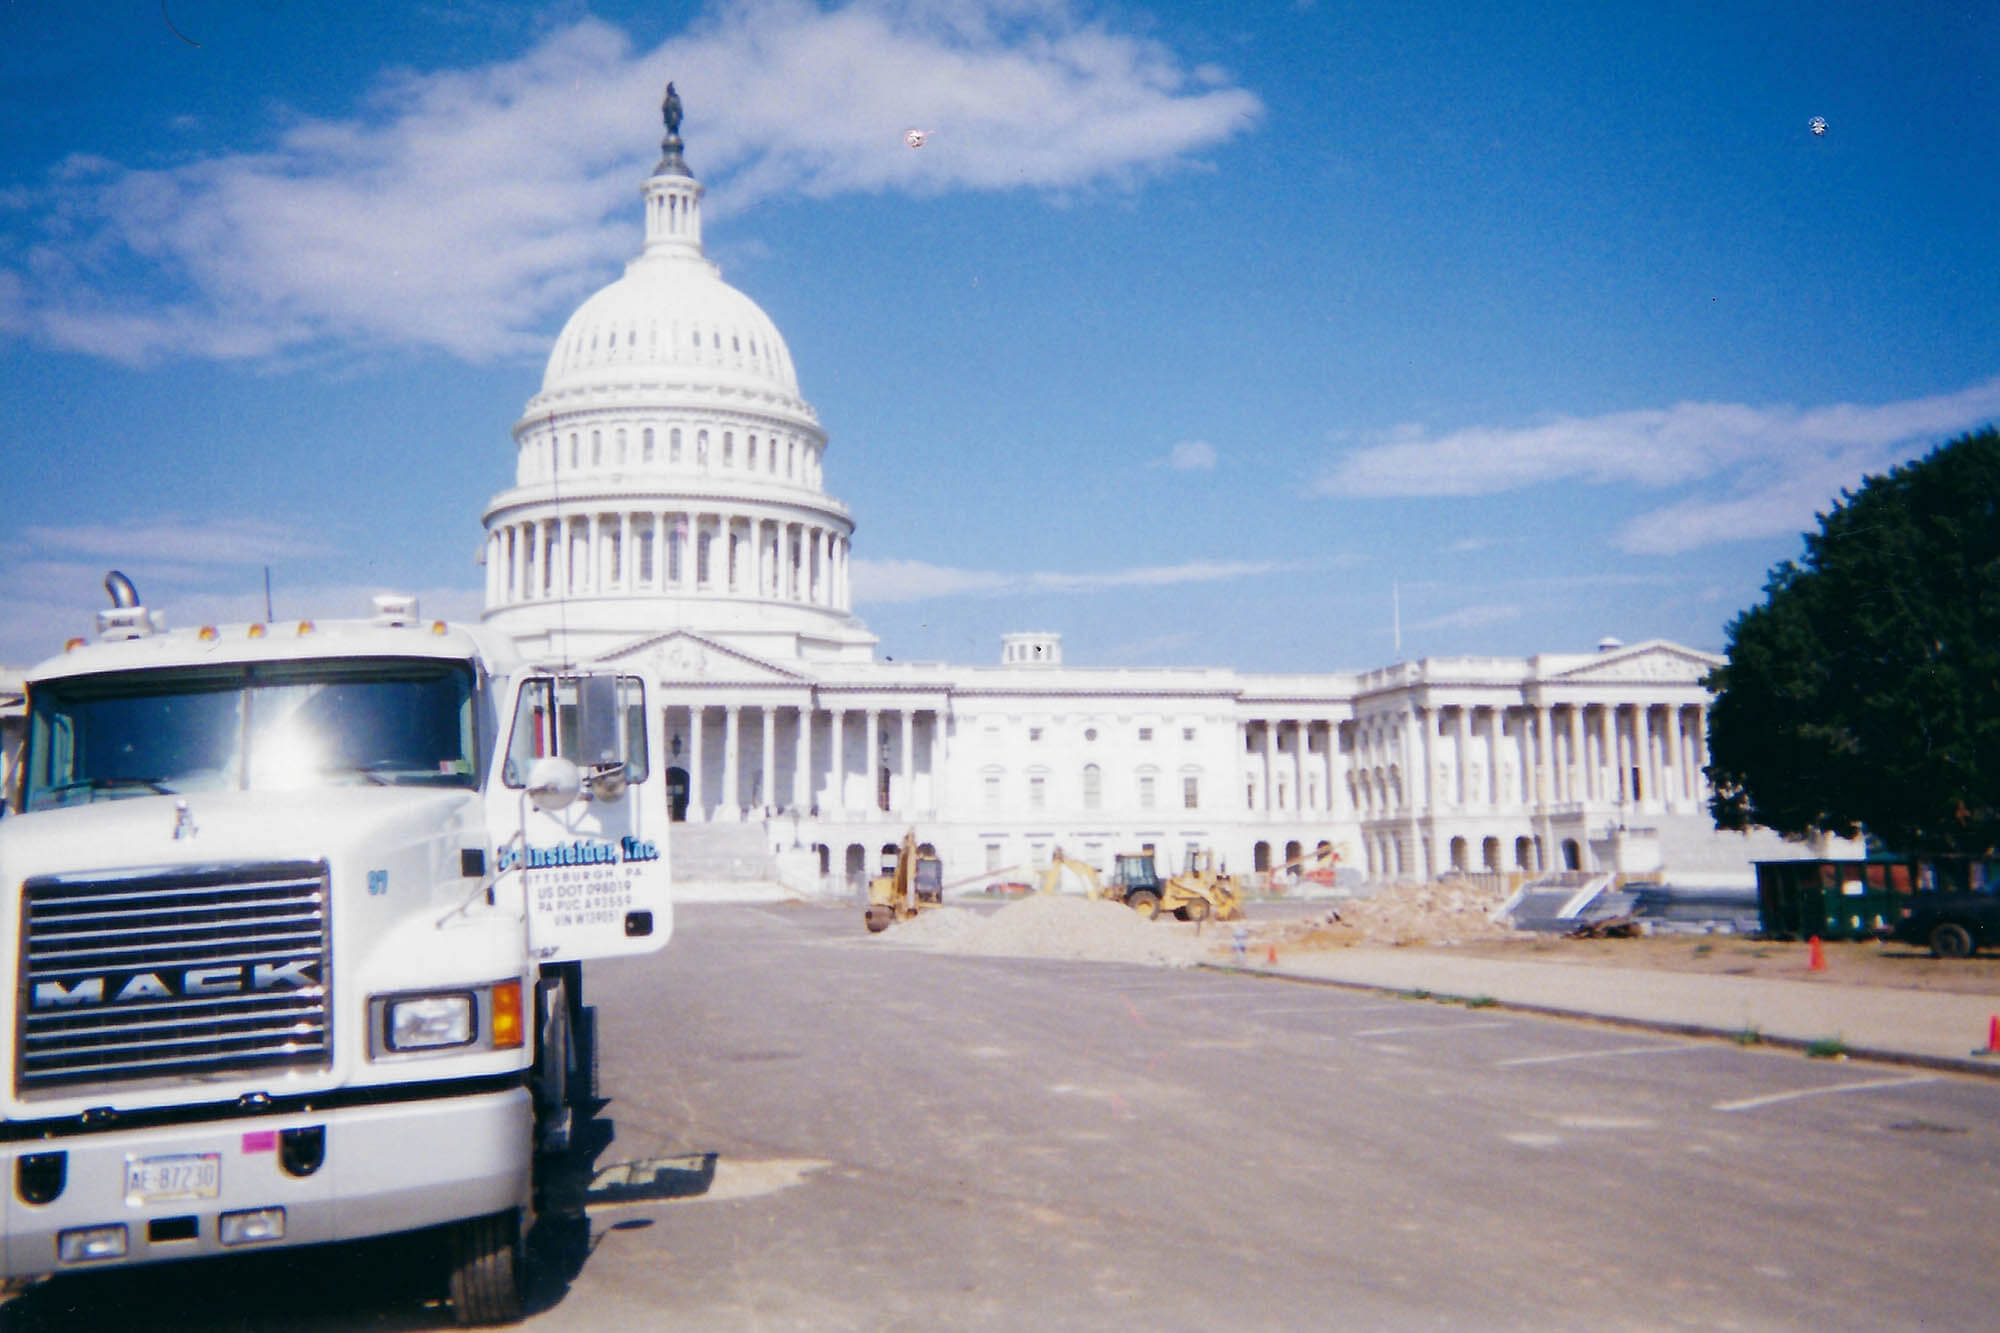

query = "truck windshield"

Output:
[[22, 658, 479, 810]]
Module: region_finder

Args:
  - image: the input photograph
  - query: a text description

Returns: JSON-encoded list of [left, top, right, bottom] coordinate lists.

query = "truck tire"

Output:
[[1930, 922, 1976, 959], [1126, 890, 1160, 920], [447, 1208, 523, 1326]]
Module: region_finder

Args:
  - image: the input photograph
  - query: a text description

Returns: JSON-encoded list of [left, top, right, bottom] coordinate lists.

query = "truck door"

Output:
[[490, 671, 674, 962]]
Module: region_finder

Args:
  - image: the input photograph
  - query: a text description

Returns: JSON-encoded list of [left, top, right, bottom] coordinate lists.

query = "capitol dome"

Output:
[[480, 85, 874, 666], [539, 257, 803, 403]]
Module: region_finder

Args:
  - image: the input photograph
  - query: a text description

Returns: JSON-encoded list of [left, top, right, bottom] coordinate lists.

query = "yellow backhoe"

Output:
[[1108, 848, 1246, 922], [863, 831, 944, 933], [1038, 848, 1105, 899]]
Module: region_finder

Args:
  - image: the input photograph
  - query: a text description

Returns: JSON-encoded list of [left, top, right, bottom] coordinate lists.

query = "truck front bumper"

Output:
[[1, 1084, 531, 1280]]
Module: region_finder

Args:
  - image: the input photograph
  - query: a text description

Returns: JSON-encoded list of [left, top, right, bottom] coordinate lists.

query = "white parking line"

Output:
[[1353, 1020, 1513, 1038], [1713, 1075, 1938, 1113], [1496, 1043, 1700, 1068]]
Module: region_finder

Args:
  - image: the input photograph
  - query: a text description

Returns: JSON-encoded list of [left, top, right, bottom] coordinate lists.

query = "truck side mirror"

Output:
[[525, 756, 582, 812]]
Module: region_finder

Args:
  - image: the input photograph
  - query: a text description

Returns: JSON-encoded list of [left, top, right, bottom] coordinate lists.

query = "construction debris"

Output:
[[1280, 878, 1515, 949]]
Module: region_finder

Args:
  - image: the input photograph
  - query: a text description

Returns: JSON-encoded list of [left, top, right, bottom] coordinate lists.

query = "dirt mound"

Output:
[[879, 895, 1208, 967], [1277, 878, 1513, 949]]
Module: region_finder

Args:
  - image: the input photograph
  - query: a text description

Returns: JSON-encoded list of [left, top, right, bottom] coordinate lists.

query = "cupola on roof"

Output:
[[536, 84, 803, 405]]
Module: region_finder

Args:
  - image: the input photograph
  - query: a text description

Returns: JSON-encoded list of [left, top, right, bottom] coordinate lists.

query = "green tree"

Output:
[[1706, 426, 2000, 854]]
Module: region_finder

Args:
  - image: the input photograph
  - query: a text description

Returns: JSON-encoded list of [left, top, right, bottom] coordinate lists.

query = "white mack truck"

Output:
[[0, 573, 672, 1324]]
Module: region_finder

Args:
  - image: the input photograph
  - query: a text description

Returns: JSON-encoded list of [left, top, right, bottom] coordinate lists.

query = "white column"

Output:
[[1608, 704, 1624, 800], [927, 711, 943, 814], [1692, 704, 1710, 800], [1560, 705, 1576, 802], [1292, 721, 1305, 813], [759, 705, 776, 813], [1452, 707, 1468, 807], [721, 705, 741, 821], [898, 710, 914, 816], [1533, 707, 1551, 808], [687, 706, 706, 823], [864, 708, 882, 814], [794, 707, 811, 813], [1261, 722, 1276, 812], [1605, 706, 1620, 802], [833, 709, 849, 814]]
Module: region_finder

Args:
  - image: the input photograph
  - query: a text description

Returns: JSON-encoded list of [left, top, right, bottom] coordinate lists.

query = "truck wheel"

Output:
[[1179, 898, 1211, 923], [864, 906, 893, 933], [1930, 922, 1976, 959], [447, 1208, 523, 1326], [1126, 890, 1160, 920]]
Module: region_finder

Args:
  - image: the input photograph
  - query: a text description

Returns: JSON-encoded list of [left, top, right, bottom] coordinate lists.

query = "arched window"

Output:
[[1082, 764, 1101, 810], [643, 427, 655, 462]]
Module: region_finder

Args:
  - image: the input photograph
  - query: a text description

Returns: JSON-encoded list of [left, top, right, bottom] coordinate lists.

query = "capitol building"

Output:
[[478, 91, 1792, 894]]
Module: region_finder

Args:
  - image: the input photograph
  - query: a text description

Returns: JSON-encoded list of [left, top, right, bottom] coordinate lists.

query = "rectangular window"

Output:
[[1184, 776, 1199, 810], [1029, 775, 1046, 810], [1138, 727, 1153, 742], [984, 774, 1001, 810], [985, 843, 1003, 872], [1029, 727, 1043, 742], [1182, 728, 1195, 742], [1139, 775, 1156, 809]]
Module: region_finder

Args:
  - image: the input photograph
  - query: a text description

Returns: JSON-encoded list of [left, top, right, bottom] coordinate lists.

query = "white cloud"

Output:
[[20, 517, 332, 567], [852, 554, 1286, 602], [1316, 376, 2000, 555], [1161, 439, 1217, 470], [3, 4, 1261, 366]]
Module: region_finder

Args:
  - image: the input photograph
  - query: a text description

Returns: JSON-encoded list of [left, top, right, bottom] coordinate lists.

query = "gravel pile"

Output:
[[879, 895, 1208, 967]]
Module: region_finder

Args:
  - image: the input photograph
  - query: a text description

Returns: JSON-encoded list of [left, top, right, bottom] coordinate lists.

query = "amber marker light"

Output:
[[63, 637, 84, 652], [296, 620, 315, 636], [197, 626, 219, 641], [430, 620, 448, 635], [247, 623, 266, 639], [489, 981, 524, 1049]]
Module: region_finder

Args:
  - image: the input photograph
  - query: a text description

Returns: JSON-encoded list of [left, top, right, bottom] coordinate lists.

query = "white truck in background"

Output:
[[0, 573, 673, 1324]]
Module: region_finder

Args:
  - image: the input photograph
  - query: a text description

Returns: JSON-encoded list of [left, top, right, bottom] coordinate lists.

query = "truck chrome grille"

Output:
[[17, 861, 332, 1095]]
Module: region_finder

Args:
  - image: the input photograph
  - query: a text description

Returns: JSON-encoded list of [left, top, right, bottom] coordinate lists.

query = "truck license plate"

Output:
[[124, 1153, 220, 1204]]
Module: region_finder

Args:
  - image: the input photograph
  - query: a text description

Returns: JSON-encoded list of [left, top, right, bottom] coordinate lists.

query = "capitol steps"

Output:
[[666, 818, 781, 881]]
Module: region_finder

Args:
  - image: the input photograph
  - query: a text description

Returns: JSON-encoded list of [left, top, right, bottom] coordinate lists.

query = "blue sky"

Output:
[[3, 0, 1996, 672]]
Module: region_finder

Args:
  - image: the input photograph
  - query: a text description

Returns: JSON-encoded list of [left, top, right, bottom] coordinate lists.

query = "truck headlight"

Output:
[[385, 993, 475, 1051], [369, 981, 525, 1059]]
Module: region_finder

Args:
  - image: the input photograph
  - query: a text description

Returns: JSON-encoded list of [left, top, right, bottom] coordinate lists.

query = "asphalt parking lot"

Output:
[[11, 900, 2000, 1330]]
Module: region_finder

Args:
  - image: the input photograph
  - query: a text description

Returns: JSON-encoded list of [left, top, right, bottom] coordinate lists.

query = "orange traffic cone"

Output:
[[1981, 1015, 2000, 1057], [1266, 942, 1278, 966], [1808, 936, 1826, 971]]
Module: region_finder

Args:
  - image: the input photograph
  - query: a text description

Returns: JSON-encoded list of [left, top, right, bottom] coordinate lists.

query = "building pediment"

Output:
[[1545, 640, 1720, 685], [595, 631, 810, 685]]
